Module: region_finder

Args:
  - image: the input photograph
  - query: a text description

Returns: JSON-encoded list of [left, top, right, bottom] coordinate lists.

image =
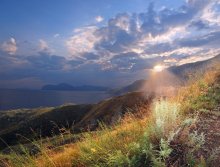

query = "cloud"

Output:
[[189, 20, 210, 30], [95, 16, 104, 23], [63, 0, 219, 71], [39, 39, 52, 54], [0, 52, 26, 74], [66, 26, 101, 58], [6, 1, 220, 73], [2, 0, 220, 88], [177, 31, 220, 47], [39, 39, 49, 50], [200, 0, 220, 26], [26, 54, 67, 71], [53, 33, 60, 38], [1, 38, 17, 55]]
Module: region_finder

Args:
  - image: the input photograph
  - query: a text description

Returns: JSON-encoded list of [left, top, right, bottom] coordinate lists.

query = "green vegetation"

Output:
[[0, 104, 92, 149], [0, 92, 148, 150], [72, 100, 181, 167], [0, 65, 219, 167], [177, 69, 220, 113]]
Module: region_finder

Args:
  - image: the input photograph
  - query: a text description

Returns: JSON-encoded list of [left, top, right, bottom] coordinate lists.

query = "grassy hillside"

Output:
[[112, 54, 220, 96], [168, 54, 220, 81], [0, 105, 93, 149], [0, 92, 151, 150], [108, 80, 147, 95], [74, 92, 153, 132], [0, 61, 219, 166]]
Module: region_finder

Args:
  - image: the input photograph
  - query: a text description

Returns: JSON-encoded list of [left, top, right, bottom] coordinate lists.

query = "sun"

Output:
[[153, 65, 165, 72]]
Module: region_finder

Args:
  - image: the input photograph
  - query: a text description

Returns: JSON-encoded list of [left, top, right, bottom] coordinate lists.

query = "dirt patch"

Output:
[[193, 105, 220, 166], [167, 105, 220, 167]]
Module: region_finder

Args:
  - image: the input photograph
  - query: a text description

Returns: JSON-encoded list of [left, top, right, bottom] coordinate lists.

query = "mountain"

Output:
[[1, 55, 219, 149], [168, 54, 220, 80], [108, 79, 147, 95], [42, 83, 110, 91], [0, 92, 152, 149], [1, 57, 219, 166], [112, 54, 220, 95], [41, 55, 219, 94]]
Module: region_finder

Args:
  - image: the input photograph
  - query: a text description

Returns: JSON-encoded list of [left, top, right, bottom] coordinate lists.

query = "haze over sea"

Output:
[[0, 89, 110, 111]]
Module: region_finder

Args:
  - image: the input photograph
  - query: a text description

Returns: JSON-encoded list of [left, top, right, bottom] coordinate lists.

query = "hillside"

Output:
[[108, 79, 147, 95], [0, 105, 92, 149], [168, 54, 220, 80], [74, 92, 153, 132], [0, 58, 219, 167], [0, 64, 219, 167], [0, 92, 152, 149], [112, 54, 220, 95]]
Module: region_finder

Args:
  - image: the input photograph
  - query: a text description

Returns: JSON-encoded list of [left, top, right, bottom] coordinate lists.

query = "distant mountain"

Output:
[[42, 83, 110, 91], [112, 54, 220, 95]]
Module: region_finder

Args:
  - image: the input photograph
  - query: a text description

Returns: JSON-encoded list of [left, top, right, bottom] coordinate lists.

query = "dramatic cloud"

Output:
[[1, 0, 220, 88], [1, 38, 17, 55], [64, 0, 220, 72]]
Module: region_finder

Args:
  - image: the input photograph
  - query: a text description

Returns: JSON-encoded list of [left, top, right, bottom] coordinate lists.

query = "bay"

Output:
[[0, 89, 110, 111]]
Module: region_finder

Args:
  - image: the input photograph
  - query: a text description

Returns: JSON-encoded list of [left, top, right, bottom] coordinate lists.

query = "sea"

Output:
[[0, 89, 110, 111]]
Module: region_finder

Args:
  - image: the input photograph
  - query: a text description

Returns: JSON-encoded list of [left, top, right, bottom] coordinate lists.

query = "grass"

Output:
[[0, 104, 92, 149], [176, 67, 220, 114], [1, 99, 182, 167], [71, 99, 182, 167], [1, 65, 219, 167]]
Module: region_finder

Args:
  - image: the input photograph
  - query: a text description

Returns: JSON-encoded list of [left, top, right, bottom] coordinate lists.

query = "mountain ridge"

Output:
[[111, 54, 220, 95]]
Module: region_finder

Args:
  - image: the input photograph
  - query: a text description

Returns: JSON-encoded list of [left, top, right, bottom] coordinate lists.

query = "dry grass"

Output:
[[175, 66, 220, 114], [36, 144, 79, 167], [3, 99, 181, 166], [2, 64, 220, 167]]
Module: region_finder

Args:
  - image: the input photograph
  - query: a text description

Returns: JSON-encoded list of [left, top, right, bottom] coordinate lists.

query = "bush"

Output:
[[72, 99, 180, 166]]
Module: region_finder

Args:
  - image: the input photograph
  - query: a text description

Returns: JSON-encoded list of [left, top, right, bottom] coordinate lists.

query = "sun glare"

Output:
[[153, 65, 165, 72]]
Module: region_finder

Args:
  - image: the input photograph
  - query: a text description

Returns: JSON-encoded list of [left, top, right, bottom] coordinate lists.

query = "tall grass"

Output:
[[2, 98, 198, 167], [2, 66, 219, 167], [0, 128, 79, 167], [69, 99, 183, 167], [176, 68, 220, 114]]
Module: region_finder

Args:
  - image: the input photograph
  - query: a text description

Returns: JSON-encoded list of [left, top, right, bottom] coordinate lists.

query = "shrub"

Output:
[[72, 99, 180, 166]]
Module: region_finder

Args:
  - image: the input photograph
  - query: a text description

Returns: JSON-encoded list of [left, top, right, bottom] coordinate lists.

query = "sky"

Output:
[[0, 0, 220, 89]]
